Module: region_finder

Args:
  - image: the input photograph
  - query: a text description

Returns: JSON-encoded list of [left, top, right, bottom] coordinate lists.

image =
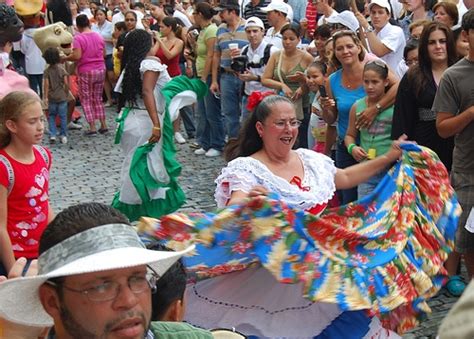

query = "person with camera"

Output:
[[210, 0, 249, 146], [236, 17, 278, 121]]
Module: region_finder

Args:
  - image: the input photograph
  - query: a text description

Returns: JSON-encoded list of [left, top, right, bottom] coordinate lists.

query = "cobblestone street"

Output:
[[48, 108, 461, 339]]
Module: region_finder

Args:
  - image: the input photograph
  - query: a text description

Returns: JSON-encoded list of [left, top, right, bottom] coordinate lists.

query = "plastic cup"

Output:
[[228, 43, 239, 50]]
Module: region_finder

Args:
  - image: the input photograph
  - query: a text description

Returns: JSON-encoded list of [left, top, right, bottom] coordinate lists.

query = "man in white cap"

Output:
[[210, 0, 248, 147], [355, 0, 406, 78], [261, 0, 293, 49], [0, 202, 196, 338], [238, 16, 278, 120]]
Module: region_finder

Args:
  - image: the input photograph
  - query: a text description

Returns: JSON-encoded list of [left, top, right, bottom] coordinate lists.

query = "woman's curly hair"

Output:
[[119, 29, 152, 108]]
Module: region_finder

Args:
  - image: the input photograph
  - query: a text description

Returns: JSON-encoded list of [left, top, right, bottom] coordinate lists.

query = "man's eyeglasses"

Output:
[[46, 269, 159, 302], [272, 119, 302, 129]]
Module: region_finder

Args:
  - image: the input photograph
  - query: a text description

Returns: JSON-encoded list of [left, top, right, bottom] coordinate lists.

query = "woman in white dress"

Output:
[[184, 94, 404, 338], [112, 29, 172, 221]]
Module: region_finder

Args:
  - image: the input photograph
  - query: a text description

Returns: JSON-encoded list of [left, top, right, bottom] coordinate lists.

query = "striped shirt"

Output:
[[215, 19, 249, 69], [243, 0, 271, 29]]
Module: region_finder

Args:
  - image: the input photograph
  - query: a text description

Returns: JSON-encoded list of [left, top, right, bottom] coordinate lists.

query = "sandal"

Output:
[[446, 275, 466, 297], [99, 128, 109, 134], [85, 130, 97, 136]]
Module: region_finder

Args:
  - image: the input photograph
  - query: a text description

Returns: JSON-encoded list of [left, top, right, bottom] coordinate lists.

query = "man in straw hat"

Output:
[[0, 202, 196, 338]]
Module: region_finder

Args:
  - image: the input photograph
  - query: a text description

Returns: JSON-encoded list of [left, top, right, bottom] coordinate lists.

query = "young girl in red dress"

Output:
[[0, 91, 53, 275]]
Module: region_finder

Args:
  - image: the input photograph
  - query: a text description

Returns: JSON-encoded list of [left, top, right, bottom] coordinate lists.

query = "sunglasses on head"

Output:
[[366, 59, 388, 69], [332, 29, 357, 39]]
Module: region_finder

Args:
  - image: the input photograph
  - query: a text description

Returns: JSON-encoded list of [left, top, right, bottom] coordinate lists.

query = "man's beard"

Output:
[[60, 305, 149, 339]]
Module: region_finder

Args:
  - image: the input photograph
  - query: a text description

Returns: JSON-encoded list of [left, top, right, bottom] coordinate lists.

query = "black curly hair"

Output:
[[119, 29, 153, 108]]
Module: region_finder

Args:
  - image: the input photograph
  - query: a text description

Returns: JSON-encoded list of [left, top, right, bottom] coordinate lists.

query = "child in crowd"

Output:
[[148, 243, 187, 322], [42, 47, 69, 144], [0, 91, 52, 275], [112, 21, 126, 79], [345, 60, 394, 199], [306, 61, 328, 153]]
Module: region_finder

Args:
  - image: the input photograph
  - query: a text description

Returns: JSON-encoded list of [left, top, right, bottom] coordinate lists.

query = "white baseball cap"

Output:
[[326, 10, 360, 32], [245, 16, 265, 29], [260, 0, 289, 15], [368, 0, 392, 13]]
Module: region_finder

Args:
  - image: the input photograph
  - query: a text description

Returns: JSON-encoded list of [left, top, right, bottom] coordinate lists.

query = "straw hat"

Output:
[[0, 223, 194, 328], [14, 0, 43, 16]]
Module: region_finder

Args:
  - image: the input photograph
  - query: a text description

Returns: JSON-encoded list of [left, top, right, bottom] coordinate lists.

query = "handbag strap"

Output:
[[277, 50, 284, 84]]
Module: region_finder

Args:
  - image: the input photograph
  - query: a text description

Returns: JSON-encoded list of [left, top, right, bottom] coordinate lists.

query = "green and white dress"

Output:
[[113, 57, 207, 221]]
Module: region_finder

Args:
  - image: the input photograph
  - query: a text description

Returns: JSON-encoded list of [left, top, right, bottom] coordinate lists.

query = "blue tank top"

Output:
[[329, 69, 366, 140]]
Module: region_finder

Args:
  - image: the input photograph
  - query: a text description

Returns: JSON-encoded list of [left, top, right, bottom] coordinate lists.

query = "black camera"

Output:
[[230, 55, 248, 73]]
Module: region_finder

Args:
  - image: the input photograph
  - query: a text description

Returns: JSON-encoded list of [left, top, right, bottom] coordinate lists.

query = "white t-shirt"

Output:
[[264, 27, 282, 50], [111, 10, 145, 29], [20, 29, 46, 75], [389, 0, 404, 20], [79, 7, 93, 19], [242, 41, 278, 95], [317, 10, 338, 26], [458, 0, 468, 24], [174, 10, 192, 28], [375, 23, 405, 79]]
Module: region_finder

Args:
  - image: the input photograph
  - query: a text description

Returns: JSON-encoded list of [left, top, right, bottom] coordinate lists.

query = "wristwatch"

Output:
[[375, 103, 382, 113], [366, 26, 375, 33]]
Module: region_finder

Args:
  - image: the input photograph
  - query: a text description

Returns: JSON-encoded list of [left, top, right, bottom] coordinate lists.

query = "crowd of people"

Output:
[[0, 0, 473, 337]]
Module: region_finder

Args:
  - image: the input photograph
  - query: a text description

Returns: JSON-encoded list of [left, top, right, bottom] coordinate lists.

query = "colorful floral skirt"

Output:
[[137, 144, 460, 336]]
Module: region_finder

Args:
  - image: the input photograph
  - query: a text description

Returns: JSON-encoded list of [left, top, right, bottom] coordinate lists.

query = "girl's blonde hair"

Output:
[[0, 91, 41, 148]]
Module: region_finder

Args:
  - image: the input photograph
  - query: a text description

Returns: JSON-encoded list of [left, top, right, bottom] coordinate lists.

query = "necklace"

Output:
[[342, 71, 360, 89]]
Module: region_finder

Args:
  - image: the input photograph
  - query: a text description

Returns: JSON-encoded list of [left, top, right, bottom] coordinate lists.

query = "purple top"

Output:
[[73, 31, 105, 73]]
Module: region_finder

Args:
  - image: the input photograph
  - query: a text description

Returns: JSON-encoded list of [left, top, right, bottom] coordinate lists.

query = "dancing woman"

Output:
[[113, 29, 206, 221]]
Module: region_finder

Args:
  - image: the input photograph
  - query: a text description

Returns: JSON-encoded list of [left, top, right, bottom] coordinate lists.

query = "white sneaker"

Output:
[[68, 121, 82, 130], [49, 136, 56, 143], [194, 148, 206, 155], [60, 136, 68, 144], [174, 132, 186, 144], [205, 148, 221, 157]]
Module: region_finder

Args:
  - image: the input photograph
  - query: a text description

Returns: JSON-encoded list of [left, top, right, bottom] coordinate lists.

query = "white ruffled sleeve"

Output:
[[296, 149, 337, 205], [140, 57, 168, 74], [214, 158, 259, 208]]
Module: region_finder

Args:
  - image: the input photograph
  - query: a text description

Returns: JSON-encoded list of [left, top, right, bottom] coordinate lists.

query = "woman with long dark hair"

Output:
[[155, 16, 187, 144], [261, 24, 314, 148], [392, 22, 457, 170], [392, 22, 463, 296], [113, 29, 171, 219]]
